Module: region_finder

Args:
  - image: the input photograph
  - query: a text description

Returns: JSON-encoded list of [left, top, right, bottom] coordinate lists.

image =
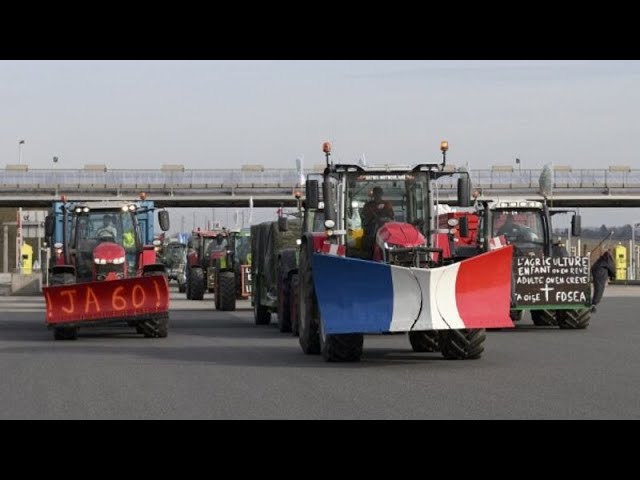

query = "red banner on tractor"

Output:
[[44, 276, 170, 326]]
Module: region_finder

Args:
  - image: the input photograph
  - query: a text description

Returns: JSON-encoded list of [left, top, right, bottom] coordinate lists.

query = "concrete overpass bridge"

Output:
[[1, 164, 640, 208]]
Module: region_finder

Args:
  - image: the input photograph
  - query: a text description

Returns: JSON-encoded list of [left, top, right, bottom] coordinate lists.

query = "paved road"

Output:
[[0, 286, 638, 419]]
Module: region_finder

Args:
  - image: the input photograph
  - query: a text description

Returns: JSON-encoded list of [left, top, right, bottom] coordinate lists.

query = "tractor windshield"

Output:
[[491, 209, 545, 251], [346, 171, 429, 228], [165, 243, 187, 267], [235, 234, 251, 265], [72, 209, 138, 280]]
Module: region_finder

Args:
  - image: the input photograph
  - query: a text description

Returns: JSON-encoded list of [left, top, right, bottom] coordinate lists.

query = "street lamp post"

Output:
[[18, 139, 25, 164], [53, 156, 59, 195], [17, 140, 25, 271]]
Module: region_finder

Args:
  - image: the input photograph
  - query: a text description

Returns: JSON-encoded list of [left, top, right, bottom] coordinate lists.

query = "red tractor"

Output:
[[295, 141, 515, 362], [184, 228, 227, 300], [42, 198, 171, 340]]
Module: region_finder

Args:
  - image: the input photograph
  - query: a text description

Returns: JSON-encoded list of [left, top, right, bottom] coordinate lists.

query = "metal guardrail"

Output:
[[1, 167, 639, 190]]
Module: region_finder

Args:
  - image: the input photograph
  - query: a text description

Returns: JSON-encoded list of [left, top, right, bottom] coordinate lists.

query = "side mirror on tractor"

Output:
[[44, 215, 55, 238], [158, 210, 170, 232], [571, 215, 581, 237], [457, 175, 471, 207], [459, 216, 469, 238], [305, 179, 319, 210]]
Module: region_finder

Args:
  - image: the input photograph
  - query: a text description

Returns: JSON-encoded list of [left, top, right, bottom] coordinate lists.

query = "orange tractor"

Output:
[[42, 198, 171, 340]]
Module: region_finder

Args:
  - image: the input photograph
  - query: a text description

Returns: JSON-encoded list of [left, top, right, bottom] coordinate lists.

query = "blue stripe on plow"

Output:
[[312, 253, 394, 334]]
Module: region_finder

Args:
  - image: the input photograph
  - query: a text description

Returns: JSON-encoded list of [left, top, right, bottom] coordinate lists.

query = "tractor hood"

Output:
[[376, 222, 425, 248], [93, 242, 126, 263]]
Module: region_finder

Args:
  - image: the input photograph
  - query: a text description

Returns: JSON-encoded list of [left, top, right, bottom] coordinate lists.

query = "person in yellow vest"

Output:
[[123, 230, 137, 273]]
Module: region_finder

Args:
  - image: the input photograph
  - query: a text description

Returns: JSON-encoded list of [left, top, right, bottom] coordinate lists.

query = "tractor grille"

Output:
[[95, 263, 126, 281]]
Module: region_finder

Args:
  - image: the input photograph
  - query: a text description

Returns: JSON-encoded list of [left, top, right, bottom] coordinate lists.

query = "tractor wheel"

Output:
[[214, 271, 221, 310], [139, 314, 169, 338], [510, 310, 524, 322], [556, 308, 591, 329], [218, 272, 236, 311], [188, 267, 205, 301], [439, 329, 486, 360], [531, 310, 557, 326], [298, 244, 320, 355], [290, 273, 300, 337], [53, 326, 78, 340], [277, 272, 292, 333], [320, 325, 364, 362], [408, 331, 440, 352], [253, 285, 271, 325], [185, 270, 192, 299]]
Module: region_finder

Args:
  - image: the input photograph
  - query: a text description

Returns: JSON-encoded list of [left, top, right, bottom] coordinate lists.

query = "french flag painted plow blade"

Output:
[[312, 245, 514, 335]]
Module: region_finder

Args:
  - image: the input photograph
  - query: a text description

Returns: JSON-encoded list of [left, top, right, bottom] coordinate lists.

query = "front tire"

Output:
[[138, 314, 169, 338], [439, 329, 486, 360], [53, 326, 78, 340], [531, 310, 557, 326], [217, 271, 236, 311], [188, 267, 205, 301], [556, 308, 590, 329], [320, 325, 363, 362], [298, 244, 320, 354], [408, 331, 440, 352]]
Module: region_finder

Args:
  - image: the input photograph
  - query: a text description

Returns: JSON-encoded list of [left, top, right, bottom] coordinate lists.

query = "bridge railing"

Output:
[[2, 167, 640, 190]]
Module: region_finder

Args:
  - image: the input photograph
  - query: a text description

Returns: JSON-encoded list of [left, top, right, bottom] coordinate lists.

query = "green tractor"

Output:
[[212, 228, 252, 311]]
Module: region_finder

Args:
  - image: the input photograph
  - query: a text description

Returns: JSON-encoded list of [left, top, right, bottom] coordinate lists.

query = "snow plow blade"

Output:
[[312, 245, 514, 335], [43, 276, 170, 327]]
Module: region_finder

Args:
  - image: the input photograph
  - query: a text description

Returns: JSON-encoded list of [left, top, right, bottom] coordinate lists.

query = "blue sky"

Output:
[[2, 60, 639, 227]]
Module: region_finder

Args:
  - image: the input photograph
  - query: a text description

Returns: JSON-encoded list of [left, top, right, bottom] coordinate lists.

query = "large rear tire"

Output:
[[298, 244, 320, 355], [531, 310, 557, 326], [188, 267, 205, 301], [556, 308, 590, 329], [217, 272, 236, 311], [253, 286, 271, 325], [408, 331, 440, 352], [439, 329, 486, 360]]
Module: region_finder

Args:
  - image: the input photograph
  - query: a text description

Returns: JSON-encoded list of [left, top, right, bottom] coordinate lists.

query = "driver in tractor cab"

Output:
[[360, 186, 394, 255], [96, 214, 117, 240], [496, 214, 524, 240]]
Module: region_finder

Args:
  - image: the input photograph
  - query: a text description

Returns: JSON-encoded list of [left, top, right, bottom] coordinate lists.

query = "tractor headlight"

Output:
[[447, 218, 459, 227], [324, 219, 335, 229], [112, 256, 126, 265]]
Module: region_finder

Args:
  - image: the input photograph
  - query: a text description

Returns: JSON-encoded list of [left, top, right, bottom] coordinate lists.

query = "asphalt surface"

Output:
[[0, 285, 638, 419]]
